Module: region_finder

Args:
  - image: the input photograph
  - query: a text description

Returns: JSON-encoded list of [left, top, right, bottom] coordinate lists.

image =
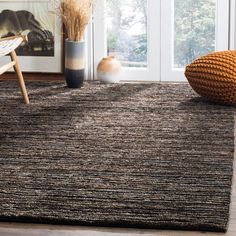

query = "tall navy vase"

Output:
[[65, 40, 85, 88]]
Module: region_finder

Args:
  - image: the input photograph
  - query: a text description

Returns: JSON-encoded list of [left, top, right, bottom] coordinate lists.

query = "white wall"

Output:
[[230, 0, 236, 49]]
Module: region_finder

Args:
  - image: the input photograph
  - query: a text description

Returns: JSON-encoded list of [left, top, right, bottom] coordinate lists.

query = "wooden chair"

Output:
[[0, 35, 29, 104]]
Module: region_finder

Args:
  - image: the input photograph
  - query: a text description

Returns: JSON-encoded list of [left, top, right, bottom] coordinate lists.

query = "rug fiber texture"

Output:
[[0, 81, 235, 232]]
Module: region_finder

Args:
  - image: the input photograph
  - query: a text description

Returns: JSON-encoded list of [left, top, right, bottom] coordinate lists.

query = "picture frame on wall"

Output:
[[0, 0, 63, 73]]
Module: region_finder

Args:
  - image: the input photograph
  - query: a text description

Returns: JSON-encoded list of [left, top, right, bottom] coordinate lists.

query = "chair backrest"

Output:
[[0, 35, 27, 57]]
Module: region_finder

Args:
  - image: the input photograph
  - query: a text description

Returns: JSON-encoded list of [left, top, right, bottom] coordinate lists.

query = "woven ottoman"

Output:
[[185, 50, 236, 105]]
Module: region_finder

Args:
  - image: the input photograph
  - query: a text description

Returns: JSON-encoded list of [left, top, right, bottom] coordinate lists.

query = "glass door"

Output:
[[93, 0, 230, 82], [93, 0, 160, 81], [161, 0, 229, 81]]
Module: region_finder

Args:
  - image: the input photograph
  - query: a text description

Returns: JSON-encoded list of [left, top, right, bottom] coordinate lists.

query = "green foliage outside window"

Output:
[[107, 0, 216, 68], [174, 0, 216, 68]]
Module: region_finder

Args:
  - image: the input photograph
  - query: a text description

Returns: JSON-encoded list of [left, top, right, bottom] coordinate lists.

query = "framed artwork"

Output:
[[0, 0, 63, 73]]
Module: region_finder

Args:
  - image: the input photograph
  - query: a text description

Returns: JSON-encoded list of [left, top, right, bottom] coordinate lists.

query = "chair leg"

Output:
[[10, 50, 29, 104]]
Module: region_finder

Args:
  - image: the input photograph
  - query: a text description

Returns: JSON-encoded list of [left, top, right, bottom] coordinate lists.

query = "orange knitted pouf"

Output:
[[185, 50, 236, 105]]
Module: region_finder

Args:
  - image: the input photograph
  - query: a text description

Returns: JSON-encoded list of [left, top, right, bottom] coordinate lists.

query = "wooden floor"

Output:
[[0, 126, 234, 236]]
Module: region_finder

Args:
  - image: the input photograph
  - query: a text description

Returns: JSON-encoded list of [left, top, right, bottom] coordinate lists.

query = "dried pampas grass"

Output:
[[59, 0, 95, 41]]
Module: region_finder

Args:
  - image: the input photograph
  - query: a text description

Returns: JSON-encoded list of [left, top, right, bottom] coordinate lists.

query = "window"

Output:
[[174, 0, 216, 68], [161, 0, 229, 81], [93, 0, 230, 82], [107, 0, 148, 68]]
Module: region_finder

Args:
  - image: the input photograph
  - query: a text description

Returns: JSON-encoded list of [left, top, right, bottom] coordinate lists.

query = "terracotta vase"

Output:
[[97, 56, 122, 83], [65, 39, 85, 88]]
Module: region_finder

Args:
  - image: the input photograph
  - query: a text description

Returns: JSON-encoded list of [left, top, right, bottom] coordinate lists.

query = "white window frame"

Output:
[[161, 0, 230, 82], [230, 0, 236, 49], [93, 0, 161, 82], [91, 0, 234, 82]]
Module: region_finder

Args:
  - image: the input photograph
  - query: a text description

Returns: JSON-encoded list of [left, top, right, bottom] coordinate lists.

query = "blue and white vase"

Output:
[[65, 40, 85, 88]]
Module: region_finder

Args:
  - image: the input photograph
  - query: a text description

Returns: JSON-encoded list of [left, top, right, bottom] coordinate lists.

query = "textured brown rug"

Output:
[[0, 81, 235, 232]]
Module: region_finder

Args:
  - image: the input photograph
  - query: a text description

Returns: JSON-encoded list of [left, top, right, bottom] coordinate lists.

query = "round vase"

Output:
[[97, 56, 122, 83], [65, 40, 85, 88]]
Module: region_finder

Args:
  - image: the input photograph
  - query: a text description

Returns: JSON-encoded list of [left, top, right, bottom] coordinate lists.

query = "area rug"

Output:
[[0, 81, 235, 232]]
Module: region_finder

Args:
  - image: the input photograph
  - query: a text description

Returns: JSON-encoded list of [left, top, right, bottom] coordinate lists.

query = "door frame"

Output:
[[160, 0, 230, 82], [93, 0, 161, 82], [230, 0, 236, 49], [89, 0, 234, 82]]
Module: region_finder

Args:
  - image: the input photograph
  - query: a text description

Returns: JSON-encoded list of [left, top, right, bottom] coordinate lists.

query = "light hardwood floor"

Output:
[[0, 132, 235, 236]]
